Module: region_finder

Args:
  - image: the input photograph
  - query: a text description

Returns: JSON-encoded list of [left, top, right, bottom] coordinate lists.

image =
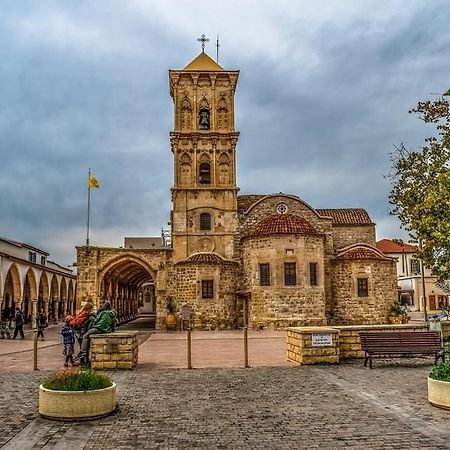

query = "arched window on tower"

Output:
[[179, 153, 192, 186], [217, 96, 228, 130], [180, 97, 192, 130], [199, 162, 211, 184], [199, 212, 212, 231], [198, 108, 210, 130]]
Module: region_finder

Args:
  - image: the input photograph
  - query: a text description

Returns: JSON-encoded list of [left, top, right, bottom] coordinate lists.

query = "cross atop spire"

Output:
[[197, 34, 209, 52]]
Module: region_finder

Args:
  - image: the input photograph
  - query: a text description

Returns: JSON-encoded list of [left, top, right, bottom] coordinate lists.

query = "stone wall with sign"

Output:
[[287, 327, 339, 365], [90, 331, 138, 370]]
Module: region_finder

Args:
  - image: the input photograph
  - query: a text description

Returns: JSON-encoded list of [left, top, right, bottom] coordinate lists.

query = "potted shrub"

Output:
[[164, 296, 177, 330], [388, 301, 408, 324], [39, 369, 116, 420], [428, 360, 450, 410]]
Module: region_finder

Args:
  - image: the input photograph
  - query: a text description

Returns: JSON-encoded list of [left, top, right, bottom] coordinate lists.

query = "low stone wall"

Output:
[[287, 327, 339, 365], [90, 331, 138, 370], [286, 323, 440, 364]]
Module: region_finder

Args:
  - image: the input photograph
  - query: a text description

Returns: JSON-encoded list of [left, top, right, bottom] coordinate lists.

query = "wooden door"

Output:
[[429, 295, 437, 310]]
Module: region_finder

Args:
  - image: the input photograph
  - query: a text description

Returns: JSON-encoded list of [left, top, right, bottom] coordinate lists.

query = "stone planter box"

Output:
[[39, 382, 117, 421], [428, 377, 450, 410]]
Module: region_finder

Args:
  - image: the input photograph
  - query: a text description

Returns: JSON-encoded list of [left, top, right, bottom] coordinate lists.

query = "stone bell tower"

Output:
[[169, 45, 240, 262]]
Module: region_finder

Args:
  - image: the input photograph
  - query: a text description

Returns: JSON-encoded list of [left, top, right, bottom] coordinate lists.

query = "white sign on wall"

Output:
[[312, 333, 333, 347]]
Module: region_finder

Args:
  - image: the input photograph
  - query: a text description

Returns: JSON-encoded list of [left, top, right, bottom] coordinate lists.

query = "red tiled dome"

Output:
[[247, 214, 320, 238]]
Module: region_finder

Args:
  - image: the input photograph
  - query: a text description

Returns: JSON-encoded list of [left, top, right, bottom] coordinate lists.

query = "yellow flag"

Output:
[[88, 175, 100, 188]]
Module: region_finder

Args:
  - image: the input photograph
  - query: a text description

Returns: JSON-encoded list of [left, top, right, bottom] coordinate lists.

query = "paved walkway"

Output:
[[1, 317, 449, 449]]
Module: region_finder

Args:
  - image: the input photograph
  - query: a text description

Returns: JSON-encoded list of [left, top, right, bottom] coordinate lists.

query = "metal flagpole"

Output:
[[86, 168, 91, 247]]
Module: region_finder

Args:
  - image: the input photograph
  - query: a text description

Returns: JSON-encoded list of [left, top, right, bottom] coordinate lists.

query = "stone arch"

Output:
[[60, 278, 68, 320], [198, 97, 210, 130], [23, 268, 38, 324], [38, 272, 50, 317], [217, 95, 228, 130], [218, 152, 231, 185], [1, 263, 21, 320], [180, 96, 192, 130], [49, 274, 59, 322], [68, 279, 75, 315], [97, 254, 157, 324], [179, 152, 192, 186]]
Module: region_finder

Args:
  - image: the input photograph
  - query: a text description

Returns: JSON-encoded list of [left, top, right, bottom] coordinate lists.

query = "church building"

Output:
[[76, 47, 397, 330]]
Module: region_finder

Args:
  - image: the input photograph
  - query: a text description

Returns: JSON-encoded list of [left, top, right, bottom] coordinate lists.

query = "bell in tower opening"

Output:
[[198, 107, 210, 130]]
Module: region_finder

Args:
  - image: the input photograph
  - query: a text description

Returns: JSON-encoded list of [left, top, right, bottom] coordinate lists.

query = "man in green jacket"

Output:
[[78, 302, 117, 364]]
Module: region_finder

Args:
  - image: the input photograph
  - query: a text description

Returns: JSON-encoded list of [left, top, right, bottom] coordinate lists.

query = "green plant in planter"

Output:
[[42, 369, 113, 391], [429, 361, 450, 382], [390, 301, 408, 316], [166, 296, 176, 314]]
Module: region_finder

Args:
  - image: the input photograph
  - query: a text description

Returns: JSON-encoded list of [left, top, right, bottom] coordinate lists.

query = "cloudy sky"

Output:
[[1, 0, 449, 267]]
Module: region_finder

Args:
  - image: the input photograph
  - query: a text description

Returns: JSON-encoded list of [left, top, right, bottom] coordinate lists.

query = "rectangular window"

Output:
[[28, 251, 36, 263], [357, 278, 369, 297], [309, 263, 318, 286], [200, 213, 211, 231], [201, 280, 214, 299], [259, 263, 270, 286], [410, 259, 421, 275], [40, 256, 46, 266], [284, 262, 297, 286]]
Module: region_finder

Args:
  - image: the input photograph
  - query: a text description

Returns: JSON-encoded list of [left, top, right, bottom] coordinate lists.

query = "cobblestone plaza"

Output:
[[1, 320, 449, 449]]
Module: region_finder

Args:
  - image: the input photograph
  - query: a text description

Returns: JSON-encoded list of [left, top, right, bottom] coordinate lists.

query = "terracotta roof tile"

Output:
[[335, 245, 389, 261], [376, 239, 417, 254], [247, 214, 320, 238], [178, 252, 236, 265], [316, 208, 373, 225]]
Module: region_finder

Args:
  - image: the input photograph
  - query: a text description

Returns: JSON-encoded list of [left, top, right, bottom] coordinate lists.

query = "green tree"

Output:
[[389, 90, 450, 282]]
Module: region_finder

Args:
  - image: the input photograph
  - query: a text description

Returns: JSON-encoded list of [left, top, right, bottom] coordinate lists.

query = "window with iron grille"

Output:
[[284, 262, 297, 286], [202, 280, 214, 299], [310, 263, 318, 286], [410, 259, 421, 275], [357, 278, 369, 297], [199, 212, 212, 231], [259, 263, 270, 286]]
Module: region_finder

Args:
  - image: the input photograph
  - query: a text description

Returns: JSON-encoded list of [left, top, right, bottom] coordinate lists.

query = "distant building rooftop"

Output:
[[376, 239, 417, 254]]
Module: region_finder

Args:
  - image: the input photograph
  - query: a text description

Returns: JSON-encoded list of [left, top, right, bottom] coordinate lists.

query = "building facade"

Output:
[[0, 237, 76, 325], [76, 50, 397, 329], [376, 239, 449, 312]]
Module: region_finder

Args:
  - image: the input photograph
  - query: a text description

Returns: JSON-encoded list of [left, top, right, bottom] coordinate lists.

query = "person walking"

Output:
[[61, 316, 78, 367], [36, 310, 47, 341], [12, 307, 24, 339], [77, 302, 117, 365]]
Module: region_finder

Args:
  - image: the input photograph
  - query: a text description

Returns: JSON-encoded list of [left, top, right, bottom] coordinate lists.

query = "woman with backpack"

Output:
[[68, 302, 95, 349]]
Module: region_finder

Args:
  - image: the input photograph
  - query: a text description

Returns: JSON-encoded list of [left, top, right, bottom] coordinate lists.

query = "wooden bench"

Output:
[[359, 331, 443, 368]]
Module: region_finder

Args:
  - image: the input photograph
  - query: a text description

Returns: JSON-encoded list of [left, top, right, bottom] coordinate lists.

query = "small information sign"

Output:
[[312, 333, 333, 347], [181, 304, 192, 321]]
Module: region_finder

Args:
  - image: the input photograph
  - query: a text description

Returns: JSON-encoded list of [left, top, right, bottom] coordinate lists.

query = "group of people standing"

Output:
[[0, 307, 28, 339], [61, 301, 117, 367]]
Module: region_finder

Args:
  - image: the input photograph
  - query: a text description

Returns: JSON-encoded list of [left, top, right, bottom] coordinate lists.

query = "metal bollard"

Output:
[[244, 326, 249, 368], [187, 327, 192, 369], [33, 329, 38, 371]]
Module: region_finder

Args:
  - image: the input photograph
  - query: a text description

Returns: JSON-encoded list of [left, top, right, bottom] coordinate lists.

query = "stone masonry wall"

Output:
[[243, 235, 326, 329], [237, 194, 335, 315], [329, 259, 397, 325], [167, 261, 238, 330], [331, 225, 376, 251], [90, 331, 138, 370]]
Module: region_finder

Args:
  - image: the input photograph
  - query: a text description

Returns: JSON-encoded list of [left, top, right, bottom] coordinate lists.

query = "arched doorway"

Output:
[[98, 256, 156, 325], [38, 272, 50, 318], [2, 264, 21, 320], [23, 268, 37, 326]]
